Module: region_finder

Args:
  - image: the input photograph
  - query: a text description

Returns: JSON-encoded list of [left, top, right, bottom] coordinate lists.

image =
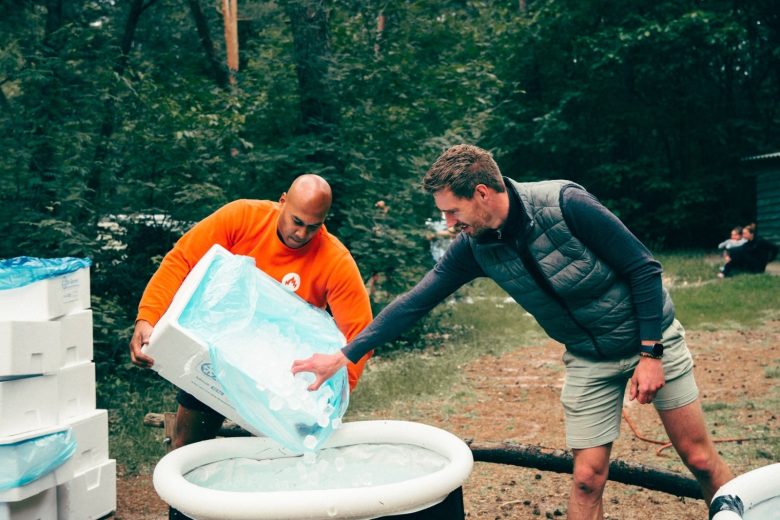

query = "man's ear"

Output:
[[474, 184, 490, 200], [279, 192, 287, 205]]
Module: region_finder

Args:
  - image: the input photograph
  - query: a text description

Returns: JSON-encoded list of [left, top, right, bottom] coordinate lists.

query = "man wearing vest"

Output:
[[129, 174, 373, 519], [293, 145, 732, 519]]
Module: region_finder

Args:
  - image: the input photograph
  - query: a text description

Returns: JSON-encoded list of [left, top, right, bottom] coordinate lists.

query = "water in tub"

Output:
[[184, 443, 448, 492]]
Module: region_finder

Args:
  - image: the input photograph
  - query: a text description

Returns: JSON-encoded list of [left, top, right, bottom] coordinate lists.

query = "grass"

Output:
[[98, 371, 178, 473], [104, 254, 780, 476]]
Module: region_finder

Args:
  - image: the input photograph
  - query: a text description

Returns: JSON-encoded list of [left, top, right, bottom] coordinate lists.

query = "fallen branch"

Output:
[[466, 440, 703, 499]]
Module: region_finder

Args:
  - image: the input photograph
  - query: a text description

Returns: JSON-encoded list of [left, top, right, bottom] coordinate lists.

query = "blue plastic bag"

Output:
[[177, 252, 349, 453], [0, 256, 91, 291], [0, 429, 76, 490]]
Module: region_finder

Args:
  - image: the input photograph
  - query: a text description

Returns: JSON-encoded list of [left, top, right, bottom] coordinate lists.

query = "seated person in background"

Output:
[[720, 223, 779, 277], [717, 226, 746, 258]]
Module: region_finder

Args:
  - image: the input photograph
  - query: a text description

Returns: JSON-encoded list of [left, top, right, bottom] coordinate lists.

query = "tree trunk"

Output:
[[374, 12, 385, 57], [89, 0, 156, 206], [282, 0, 344, 230], [221, 0, 239, 84], [187, 0, 230, 88], [28, 0, 64, 211], [283, 0, 338, 133]]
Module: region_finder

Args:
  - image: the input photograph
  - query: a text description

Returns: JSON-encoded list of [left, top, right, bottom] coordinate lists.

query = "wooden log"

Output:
[[467, 440, 702, 499], [142, 413, 702, 499], [144, 412, 251, 439]]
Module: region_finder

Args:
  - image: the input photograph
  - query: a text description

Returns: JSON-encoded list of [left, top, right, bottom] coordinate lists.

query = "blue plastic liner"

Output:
[[0, 429, 76, 490], [0, 256, 92, 291], [177, 252, 349, 453]]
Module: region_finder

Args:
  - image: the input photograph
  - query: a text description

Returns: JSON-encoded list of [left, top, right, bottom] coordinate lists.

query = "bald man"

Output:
[[129, 174, 373, 452]]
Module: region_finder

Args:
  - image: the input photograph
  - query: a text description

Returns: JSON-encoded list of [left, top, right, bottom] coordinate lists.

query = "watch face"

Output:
[[640, 343, 664, 357]]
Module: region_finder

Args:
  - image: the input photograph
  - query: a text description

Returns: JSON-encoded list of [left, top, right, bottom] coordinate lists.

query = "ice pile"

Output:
[[183, 443, 448, 492], [177, 252, 349, 453]]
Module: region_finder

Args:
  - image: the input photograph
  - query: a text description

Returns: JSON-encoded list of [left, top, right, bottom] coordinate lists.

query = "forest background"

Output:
[[1, 0, 779, 445]]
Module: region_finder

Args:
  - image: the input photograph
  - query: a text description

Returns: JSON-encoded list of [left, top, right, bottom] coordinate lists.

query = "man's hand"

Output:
[[629, 356, 665, 404], [129, 320, 155, 368], [291, 352, 349, 391]]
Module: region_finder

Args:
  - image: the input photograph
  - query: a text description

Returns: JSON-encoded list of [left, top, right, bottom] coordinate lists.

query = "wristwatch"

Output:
[[639, 342, 664, 359]]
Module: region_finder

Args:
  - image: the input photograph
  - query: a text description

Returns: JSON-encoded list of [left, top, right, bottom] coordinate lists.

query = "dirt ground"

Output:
[[113, 320, 780, 519]]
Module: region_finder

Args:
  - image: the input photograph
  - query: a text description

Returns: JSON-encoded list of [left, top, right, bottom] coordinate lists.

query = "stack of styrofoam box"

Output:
[[0, 264, 116, 520]]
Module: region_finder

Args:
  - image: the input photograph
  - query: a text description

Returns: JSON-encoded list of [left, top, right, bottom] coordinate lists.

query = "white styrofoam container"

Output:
[[0, 321, 61, 380], [57, 362, 96, 422], [0, 309, 93, 380], [0, 487, 57, 520], [60, 409, 109, 476], [56, 459, 116, 520], [58, 309, 93, 368], [142, 245, 261, 436], [0, 375, 58, 437], [0, 425, 74, 503], [0, 267, 90, 322], [0, 413, 107, 504]]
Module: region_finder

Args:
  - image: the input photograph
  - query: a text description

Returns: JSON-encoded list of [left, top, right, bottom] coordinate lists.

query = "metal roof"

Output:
[[741, 152, 780, 162]]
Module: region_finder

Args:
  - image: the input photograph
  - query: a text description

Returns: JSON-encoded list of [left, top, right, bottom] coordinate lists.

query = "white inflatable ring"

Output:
[[153, 420, 474, 520], [710, 463, 780, 519]]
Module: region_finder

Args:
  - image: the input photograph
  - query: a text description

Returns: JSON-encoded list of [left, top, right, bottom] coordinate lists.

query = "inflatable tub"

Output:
[[710, 463, 780, 519], [153, 420, 473, 520]]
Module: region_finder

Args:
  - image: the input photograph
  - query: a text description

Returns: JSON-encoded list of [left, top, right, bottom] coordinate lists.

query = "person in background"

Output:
[[720, 223, 779, 277], [128, 174, 373, 520], [293, 144, 733, 520], [717, 226, 747, 257]]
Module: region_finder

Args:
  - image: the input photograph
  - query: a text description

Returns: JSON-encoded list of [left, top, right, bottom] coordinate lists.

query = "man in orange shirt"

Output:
[[128, 174, 373, 453]]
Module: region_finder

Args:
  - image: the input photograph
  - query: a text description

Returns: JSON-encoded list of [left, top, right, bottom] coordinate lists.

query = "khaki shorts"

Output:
[[560, 319, 699, 449]]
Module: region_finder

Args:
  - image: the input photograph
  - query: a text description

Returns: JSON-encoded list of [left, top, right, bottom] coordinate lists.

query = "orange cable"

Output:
[[621, 408, 761, 457]]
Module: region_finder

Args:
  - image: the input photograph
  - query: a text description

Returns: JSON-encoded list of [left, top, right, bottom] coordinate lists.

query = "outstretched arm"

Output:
[[293, 234, 483, 390]]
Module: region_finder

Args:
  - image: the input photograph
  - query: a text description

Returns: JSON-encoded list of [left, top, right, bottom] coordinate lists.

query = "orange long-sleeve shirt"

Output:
[[137, 199, 373, 390]]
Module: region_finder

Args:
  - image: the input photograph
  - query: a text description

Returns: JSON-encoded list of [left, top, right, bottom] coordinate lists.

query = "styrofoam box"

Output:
[[59, 309, 93, 368], [0, 375, 58, 437], [0, 267, 90, 322], [0, 425, 74, 503], [0, 321, 61, 380], [0, 310, 93, 380], [142, 245, 262, 436], [0, 487, 56, 520], [60, 409, 109, 476], [57, 362, 96, 422], [56, 459, 116, 520]]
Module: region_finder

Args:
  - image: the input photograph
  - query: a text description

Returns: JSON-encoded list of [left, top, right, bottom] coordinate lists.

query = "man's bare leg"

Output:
[[171, 404, 225, 449], [658, 399, 733, 503], [568, 444, 612, 520]]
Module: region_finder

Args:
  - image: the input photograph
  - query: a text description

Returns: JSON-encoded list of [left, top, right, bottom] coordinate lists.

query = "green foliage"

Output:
[[97, 371, 177, 473], [1, 0, 779, 474]]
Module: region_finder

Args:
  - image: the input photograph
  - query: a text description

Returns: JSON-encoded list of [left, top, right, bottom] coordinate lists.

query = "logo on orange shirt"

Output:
[[281, 272, 301, 292]]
